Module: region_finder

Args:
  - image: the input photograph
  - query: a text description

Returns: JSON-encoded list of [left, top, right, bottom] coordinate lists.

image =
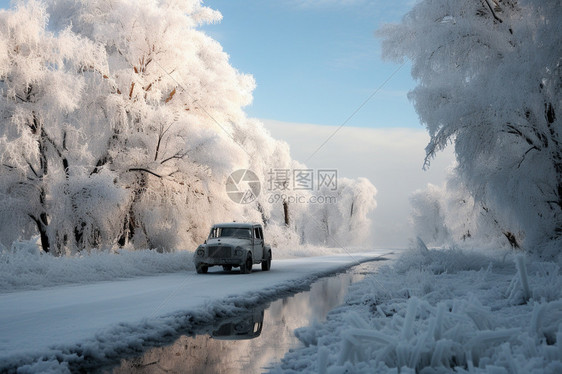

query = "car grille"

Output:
[[208, 246, 231, 258]]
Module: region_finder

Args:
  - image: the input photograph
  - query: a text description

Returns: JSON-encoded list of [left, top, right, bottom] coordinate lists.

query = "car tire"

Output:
[[240, 254, 252, 274], [196, 264, 208, 274], [261, 250, 272, 271], [222, 265, 232, 272]]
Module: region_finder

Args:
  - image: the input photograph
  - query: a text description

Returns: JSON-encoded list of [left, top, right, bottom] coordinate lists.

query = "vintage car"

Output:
[[194, 222, 272, 274]]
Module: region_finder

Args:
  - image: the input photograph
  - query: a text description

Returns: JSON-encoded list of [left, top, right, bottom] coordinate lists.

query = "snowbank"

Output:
[[0, 242, 195, 292], [271, 247, 562, 373], [274, 244, 373, 259]]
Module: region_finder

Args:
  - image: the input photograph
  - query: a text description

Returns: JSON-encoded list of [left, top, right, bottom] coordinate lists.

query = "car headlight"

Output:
[[196, 249, 205, 256], [234, 248, 243, 256]]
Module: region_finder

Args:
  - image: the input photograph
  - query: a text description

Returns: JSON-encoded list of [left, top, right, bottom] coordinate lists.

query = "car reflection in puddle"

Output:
[[212, 309, 264, 341], [110, 306, 269, 374], [111, 260, 387, 374]]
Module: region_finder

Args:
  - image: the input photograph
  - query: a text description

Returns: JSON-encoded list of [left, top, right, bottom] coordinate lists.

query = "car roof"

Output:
[[211, 222, 260, 229]]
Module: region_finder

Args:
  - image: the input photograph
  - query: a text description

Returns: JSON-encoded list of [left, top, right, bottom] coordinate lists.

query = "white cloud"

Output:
[[261, 119, 456, 248]]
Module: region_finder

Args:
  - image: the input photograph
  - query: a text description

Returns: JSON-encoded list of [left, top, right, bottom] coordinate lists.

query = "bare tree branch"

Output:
[[128, 168, 162, 178], [160, 150, 188, 165], [517, 146, 539, 168], [482, 0, 503, 23]]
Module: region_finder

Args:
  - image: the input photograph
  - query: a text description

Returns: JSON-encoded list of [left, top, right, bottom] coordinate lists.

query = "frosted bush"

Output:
[[394, 245, 504, 275], [273, 248, 562, 373], [0, 240, 195, 292]]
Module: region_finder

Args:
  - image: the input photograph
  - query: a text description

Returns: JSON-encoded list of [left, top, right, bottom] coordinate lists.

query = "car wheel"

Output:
[[240, 255, 252, 274], [222, 265, 232, 272], [261, 251, 272, 271], [196, 264, 208, 274]]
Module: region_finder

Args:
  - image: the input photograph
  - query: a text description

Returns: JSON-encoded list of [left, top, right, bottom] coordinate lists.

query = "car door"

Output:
[[252, 226, 264, 261]]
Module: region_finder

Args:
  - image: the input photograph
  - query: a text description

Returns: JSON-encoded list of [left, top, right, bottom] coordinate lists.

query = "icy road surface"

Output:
[[0, 251, 392, 371]]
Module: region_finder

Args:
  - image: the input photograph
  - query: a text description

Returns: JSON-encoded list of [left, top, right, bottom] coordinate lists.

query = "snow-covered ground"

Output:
[[0, 248, 390, 373], [271, 247, 562, 373], [3, 245, 562, 374]]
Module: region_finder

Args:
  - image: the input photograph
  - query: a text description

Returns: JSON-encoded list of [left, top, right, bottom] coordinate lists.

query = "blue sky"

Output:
[[201, 0, 418, 129], [196, 0, 455, 248]]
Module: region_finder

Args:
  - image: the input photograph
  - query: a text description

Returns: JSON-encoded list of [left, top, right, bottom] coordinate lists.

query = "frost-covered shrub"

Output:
[[275, 248, 562, 373], [394, 245, 504, 275], [0, 241, 195, 291]]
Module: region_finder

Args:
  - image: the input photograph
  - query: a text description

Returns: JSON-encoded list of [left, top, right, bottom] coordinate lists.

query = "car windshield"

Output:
[[210, 227, 252, 239]]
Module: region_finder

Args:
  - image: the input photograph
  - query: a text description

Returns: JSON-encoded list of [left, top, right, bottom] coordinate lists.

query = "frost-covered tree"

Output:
[[301, 177, 377, 247], [410, 184, 450, 247], [379, 0, 562, 251], [47, 0, 259, 250], [0, 1, 119, 254], [410, 171, 524, 248]]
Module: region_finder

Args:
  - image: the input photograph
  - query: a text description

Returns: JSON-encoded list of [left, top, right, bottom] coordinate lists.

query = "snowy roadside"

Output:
[[0, 250, 391, 373], [0, 241, 361, 293], [0, 244, 195, 293], [270, 247, 562, 373]]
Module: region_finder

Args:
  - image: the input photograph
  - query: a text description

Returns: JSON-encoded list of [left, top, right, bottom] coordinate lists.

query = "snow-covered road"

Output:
[[0, 251, 392, 372]]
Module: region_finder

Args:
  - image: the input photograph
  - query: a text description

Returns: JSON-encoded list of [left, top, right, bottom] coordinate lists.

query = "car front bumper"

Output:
[[195, 256, 244, 267], [194, 245, 247, 267]]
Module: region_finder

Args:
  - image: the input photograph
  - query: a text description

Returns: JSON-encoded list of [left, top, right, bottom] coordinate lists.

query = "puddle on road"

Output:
[[110, 260, 387, 374]]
